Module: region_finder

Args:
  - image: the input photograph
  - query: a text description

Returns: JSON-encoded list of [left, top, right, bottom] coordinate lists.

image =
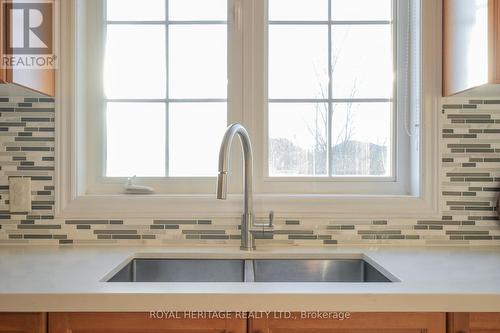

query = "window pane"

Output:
[[269, 0, 328, 21], [269, 103, 328, 176], [105, 25, 166, 99], [331, 25, 392, 99], [169, 103, 227, 177], [107, 0, 165, 21], [331, 103, 391, 176], [169, 25, 227, 99], [269, 26, 328, 99], [169, 0, 227, 21], [106, 103, 166, 177], [332, 0, 392, 21]]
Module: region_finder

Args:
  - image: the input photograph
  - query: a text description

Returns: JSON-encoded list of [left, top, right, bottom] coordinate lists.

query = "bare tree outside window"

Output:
[[269, 10, 391, 177]]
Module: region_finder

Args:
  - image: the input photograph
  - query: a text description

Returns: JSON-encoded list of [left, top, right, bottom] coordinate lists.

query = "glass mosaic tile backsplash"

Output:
[[0, 96, 499, 246]]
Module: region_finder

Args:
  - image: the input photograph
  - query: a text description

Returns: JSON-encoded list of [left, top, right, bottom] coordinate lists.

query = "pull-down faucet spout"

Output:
[[216, 123, 272, 251]]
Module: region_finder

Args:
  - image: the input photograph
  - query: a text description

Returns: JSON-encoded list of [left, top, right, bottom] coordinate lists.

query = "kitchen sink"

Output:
[[106, 258, 395, 283], [108, 259, 245, 282], [252, 259, 392, 282]]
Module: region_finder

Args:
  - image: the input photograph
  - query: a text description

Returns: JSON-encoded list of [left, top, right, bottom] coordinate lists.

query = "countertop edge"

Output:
[[1, 294, 500, 312]]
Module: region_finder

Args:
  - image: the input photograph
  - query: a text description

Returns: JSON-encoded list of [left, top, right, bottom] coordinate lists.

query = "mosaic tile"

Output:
[[0, 97, 499, 245]]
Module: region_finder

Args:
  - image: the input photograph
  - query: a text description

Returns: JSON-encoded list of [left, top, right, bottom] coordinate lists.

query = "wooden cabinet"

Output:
[[448, 313, 500, 333], [0, 313, 46, 333], [0, 0, 55, 96], [249, 312, 446, 333], [6, 311, 500, 333], [48, 313, 247, 333], [443, 0, 500, 96]]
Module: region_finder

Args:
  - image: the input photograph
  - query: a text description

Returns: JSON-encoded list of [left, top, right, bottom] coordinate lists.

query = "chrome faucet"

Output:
[[216, 123, 273, 251]]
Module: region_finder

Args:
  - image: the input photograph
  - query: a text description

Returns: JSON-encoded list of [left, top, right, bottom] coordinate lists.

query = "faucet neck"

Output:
[[216, 123, 256, 251], [217, 123, 254, 217]]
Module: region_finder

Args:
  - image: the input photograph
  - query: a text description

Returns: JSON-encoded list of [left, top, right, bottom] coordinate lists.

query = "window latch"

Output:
[[123, 176, 155, 195]]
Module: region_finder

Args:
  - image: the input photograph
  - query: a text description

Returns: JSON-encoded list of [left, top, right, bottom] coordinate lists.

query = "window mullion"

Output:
[[165, 0, 170, 177], [102, 1, 108, 179], [327, 0, 333, 177]]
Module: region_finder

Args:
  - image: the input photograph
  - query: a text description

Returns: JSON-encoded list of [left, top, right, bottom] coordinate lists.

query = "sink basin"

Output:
[[106, 258, 394, 283], [253, 259, 392, 282], [108, 259, 245, 282]]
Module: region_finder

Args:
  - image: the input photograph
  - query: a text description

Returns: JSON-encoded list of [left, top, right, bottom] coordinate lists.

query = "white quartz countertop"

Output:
[[0, 245, 500, 312]]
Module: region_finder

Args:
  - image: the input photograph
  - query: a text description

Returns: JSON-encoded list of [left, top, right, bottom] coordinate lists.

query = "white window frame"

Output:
[[252, 0, 410, 195], [56, 0, 441, 219], [83, 0, 243, 194]]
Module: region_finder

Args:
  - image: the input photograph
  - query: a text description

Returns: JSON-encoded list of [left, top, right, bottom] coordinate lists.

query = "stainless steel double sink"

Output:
[[107, 258, 396, 283]]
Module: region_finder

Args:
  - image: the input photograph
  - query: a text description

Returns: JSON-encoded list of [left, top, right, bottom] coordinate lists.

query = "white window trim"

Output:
[[249, 0, 413, 196], [56, 0, 441, 219], [84, 0, 244, 194]]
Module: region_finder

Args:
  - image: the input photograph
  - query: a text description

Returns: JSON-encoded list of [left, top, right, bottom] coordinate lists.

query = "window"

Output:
[[267, 0, 394, 178], [59, 0, 440, 217], [104, 0, 228, 178], [101, 0, 400, 182]]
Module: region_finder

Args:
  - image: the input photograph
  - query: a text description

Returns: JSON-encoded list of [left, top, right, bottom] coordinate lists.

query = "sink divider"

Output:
[[244, 260, 255, 283]]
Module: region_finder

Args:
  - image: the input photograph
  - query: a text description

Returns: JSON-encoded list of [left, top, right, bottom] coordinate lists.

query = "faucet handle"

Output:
[[253, 211, 274, 230]]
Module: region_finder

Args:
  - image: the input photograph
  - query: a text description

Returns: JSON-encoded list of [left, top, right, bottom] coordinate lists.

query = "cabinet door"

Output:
[[443, 0, 494, 95], [491, 0, 500, 83], [448, 313, 500, 333], [250, 312, 445, 333], [1, 0, 55, 96], [49, 313, 246, 333], [0, 313, 46, 333]]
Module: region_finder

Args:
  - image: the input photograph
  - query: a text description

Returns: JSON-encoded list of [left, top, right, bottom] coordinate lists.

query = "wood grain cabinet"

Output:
[[0, 313, 46, 333], [443, 0, 500, 96], [0, 0, 55, 96], [9, 311, 500, 333], [48, 313, 247, 333], [249, 312, 446, 333], [448, 313, 500, 333]]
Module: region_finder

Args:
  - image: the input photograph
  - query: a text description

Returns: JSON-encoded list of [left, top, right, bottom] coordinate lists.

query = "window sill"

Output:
[[55, 192, 440, 220]]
